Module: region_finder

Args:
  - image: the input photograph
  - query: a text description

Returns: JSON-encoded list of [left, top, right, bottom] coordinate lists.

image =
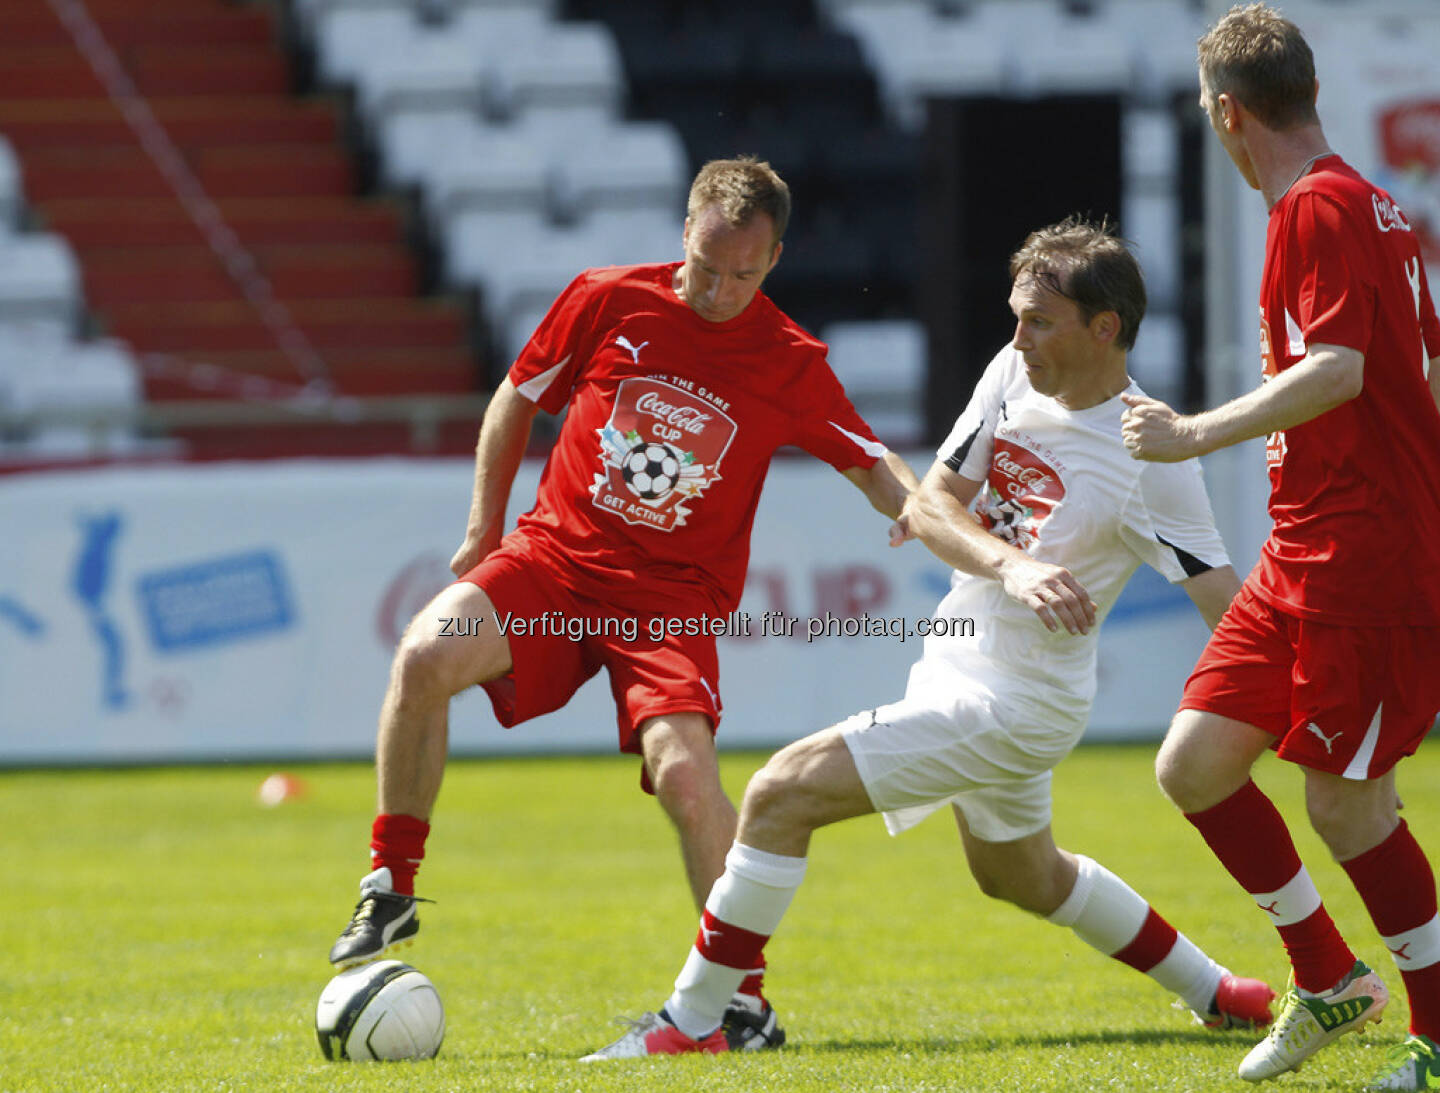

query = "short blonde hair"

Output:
[[1198, 3, 1319, 130], [687, 156, 791, 243]]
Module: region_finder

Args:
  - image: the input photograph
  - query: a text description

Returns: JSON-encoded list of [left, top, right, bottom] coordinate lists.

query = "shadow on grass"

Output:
[[797, 1025, 1257, 1056], [485, 1025, 1259, 1063]]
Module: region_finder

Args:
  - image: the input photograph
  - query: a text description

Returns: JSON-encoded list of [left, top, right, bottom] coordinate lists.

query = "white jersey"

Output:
[[924, 345, 1228, 730]]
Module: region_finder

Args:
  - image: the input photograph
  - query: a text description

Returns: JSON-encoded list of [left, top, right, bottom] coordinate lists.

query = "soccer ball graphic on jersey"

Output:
[[620, 441, 683, 500], [315, 960, 444, 1061], [981, 489, 1038, 549]]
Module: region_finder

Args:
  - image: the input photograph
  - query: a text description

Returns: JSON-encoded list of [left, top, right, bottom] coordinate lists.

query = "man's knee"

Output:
[[639, 715, 724, 816], [1156, 710, 1266, 813], [1305, 772, 1399, 860]]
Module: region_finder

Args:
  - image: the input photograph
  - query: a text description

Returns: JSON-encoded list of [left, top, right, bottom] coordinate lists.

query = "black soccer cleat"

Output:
[[722, 996, 786, 1051], [328, 867, 427, 969]]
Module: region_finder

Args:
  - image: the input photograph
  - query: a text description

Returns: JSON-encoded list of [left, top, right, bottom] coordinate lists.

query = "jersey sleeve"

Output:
[[507, 271, 603, 414], [936, 346, 1013, 481], [1290, 193, 1374, 354], [1119, 459, 1229, 583], [1419, 256, 1440, 359], [789, 358, 887, 471]]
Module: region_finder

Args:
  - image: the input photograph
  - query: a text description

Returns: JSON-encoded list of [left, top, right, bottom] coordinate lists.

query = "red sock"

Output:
[[1112, 909, 1179, 973], [737, 953, 767, 1001], [1342, 820, 1440, 1037], [370, 813, 429, 896], [1186, 780, 1355, 991]]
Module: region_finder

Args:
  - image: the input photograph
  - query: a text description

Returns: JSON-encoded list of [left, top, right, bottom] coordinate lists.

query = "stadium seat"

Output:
[[374, 107, 482, 190], [424, 126, 551, 231], [443, 206, 554, 291], [312, 5, 419, 89], [972, 2, 1132, 96], [350, 28, 489, 121], [488, 21, 625, 120], [1096, 0, 1207, 97], [821, 319, 926, 448], [557, 121, 688, 219], [0, 231, 82, 332], [832, 2, 1006, 130]]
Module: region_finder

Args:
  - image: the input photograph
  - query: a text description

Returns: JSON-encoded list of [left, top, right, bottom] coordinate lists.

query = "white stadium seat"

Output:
[[443, 207, 554, 291], [425, 126, 551, 230], [312, 5, 419, 88], [557, 121, 688, 218], [488, 21, 625, 119], [374, 108, 481, 190], [352, 30, 488, 120], [821, 319, 926, 447], [0, 232, 82, 332]]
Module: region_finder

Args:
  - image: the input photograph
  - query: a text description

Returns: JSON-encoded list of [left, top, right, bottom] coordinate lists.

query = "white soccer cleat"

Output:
[[581, 1010, 728, 1060], [1238, 961, 1388, 1081]]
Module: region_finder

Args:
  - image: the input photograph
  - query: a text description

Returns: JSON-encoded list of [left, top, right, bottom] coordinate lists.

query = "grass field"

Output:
[[11, 742, 1438, 1092]]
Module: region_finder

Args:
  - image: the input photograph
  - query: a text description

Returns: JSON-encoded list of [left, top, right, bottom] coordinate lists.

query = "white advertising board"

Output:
[[0, 456, 1213, 765]]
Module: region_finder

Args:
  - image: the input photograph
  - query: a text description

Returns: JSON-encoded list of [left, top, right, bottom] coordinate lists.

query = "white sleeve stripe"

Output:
[[515, 355, 571, 402], [828, 421, 888, 460]]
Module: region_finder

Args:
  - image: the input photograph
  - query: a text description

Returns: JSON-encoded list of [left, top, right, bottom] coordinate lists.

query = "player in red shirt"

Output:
[[1122, 6, 1440, 1087], [326, 157, 917, 1050]]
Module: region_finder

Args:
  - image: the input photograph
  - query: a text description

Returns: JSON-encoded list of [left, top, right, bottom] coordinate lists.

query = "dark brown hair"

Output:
[[1009, 216, 1147, 351]]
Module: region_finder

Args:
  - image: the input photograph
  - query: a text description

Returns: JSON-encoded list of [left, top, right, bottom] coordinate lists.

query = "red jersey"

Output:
[[1255, 155, 1440, 625], [504, 262, 884, 614]]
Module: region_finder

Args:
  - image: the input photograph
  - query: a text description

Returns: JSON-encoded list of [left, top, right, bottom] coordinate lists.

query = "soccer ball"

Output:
[[620, 441, 681, 500], [315, 960, 444, 1061]]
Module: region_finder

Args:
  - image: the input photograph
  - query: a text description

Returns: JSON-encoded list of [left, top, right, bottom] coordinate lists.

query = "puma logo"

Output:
[[1306, 722, 1343, 754], [1391, 942, 1413, 961], [616, 335, 649, 365], [1257, 899, 1281, 916]]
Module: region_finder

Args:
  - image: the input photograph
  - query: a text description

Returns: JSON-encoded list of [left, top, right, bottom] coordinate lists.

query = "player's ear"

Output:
[[768, 240, 783, 272], [1090, 310, 1120, 344], [1217, 91, 1242, 133]]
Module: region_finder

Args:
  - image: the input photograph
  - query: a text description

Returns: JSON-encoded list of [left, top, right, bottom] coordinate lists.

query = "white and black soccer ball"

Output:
[[620, 441, 682, 500], [315, 960, 444, 1062]]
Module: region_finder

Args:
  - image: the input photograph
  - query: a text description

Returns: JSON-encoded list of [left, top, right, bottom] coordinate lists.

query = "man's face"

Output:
[[677, 205, 781, 323], [1200, 73, 1261, 191], [1007, 275, 1108, 401]]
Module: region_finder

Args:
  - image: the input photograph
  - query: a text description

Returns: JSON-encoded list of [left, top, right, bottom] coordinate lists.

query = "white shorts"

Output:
[[840, 658, 1085, 841]]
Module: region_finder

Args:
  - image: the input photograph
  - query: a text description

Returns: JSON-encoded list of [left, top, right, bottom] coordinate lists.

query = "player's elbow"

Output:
[[1312, 348, 1364, 408]]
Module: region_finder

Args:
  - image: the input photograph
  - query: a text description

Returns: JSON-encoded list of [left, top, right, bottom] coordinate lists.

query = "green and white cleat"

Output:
[[1366, 1034, 1440, 1091], [1238, 961, 1388, 1082]]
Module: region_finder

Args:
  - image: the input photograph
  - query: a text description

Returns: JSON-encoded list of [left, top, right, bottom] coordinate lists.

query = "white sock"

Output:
[[1047, 855, 1222, 1015], [664, 843, 807, 1039]]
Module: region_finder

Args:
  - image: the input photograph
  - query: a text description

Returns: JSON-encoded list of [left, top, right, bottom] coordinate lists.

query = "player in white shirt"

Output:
[[584, 217, 1276, 1060]]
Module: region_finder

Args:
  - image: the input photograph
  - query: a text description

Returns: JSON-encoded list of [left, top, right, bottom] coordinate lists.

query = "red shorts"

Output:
[[1181, 579, 1440, 778], [458, 544, 723, 756]]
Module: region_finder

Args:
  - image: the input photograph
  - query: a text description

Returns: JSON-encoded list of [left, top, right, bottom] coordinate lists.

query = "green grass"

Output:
[[9, 743, 1437, 1092]]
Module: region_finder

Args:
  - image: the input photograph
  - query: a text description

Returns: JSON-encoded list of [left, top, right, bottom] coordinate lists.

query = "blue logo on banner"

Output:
[[75, 511, 130, 708], [137, 551, 295, 652]]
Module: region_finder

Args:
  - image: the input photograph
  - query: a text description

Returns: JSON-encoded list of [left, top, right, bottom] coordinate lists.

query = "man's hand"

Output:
[[1120, 393, 1203, 462], [995, 555, 1097, 635], [888, 512, 913, 547], [449, 529, 500, 577]]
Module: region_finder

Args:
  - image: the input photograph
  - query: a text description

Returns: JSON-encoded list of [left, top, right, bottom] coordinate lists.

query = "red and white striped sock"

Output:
[[664, 843, 806, 1040], [369, 813, 429, 896], [1185, 780, 1355, 991], [1047, 855, 1223, 1014], [1342, 820, 1440, 1038]]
